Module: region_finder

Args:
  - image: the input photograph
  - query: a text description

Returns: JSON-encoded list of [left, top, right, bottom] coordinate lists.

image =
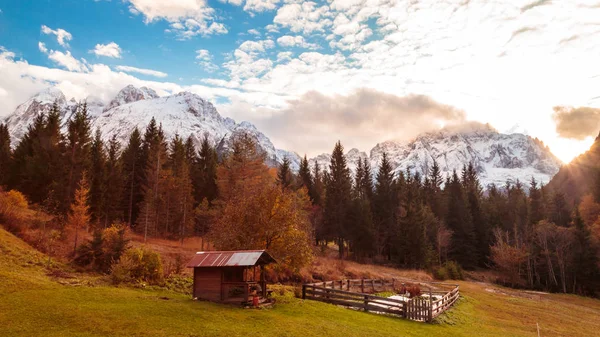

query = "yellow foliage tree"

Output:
[[67, 174, 91, 254]]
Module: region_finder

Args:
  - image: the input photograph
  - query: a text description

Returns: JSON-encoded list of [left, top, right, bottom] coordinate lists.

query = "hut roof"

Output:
[[186, 250, 276, 268]]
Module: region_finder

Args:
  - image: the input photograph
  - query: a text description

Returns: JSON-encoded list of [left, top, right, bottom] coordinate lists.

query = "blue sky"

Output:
[[0, 0, 599, 161]]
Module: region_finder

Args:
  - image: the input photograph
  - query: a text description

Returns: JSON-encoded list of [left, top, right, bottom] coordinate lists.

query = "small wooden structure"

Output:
[[187, 250, 276, 305]]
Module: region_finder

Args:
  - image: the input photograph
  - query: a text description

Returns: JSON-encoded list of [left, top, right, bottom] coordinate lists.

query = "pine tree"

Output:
[[277, 157, 292, 189], [463, 163, 488, 266], [67, 174, 91, 254], [549, 192, 571, 227], [9, 113, 45, 201], [298, 155, 314, 199], [323, 141, 352, 259], [121, 128, 144, 227], [194, 135, 218, 205], [445, 170, 477, 268], [0, 123, 11, 187], [89, 129, 107, 225], [169, 135, 194, 243], [373, 152, 396, 258], [312, 161, 323, 206], [63, 102, 92, 214], [103, 135, 123, 226], [571, 209, 599, 295], [137, 120, 168, 241]]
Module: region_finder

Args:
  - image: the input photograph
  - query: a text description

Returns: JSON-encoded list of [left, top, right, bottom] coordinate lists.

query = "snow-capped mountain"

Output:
[[2, 85, 300, 170], [310, 123, 562, 187], [3, 86, 562, 186]]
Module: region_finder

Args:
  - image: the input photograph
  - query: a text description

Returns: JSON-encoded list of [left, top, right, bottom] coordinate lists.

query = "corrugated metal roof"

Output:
[[186, 250, 276, 268]]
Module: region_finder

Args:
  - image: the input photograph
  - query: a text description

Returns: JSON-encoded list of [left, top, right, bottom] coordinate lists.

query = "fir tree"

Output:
[[373, 152, 396, 258], [103, 135, 123, 226], [277, 156, 292, 189], [323, 141, 352, 259], [571, 209, 599, 295], [194, 135, 218, 205], [121, 128, 144, 227], [63, 102, 92, 214], [445, 170, 477, 268], [89, 129, 107, 225], [298, 155, 314, 200], [0, 123, 11, 187]]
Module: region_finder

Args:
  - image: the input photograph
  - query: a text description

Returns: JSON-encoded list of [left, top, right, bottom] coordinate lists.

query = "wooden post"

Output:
[[428, 287, 433, 323], [361, 279, 364, 293], [372, 279, 375, 293], [302, 285, 306, 299], [347, 279, 350, 291], [364, 295, 369, 312]]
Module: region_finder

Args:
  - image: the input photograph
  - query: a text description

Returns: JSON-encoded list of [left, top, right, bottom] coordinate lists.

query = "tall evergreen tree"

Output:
[[169, 135, 194, 243], [571, 209, 600, 295], [373, 152, 396, 258], [194, 135, 218, 205], [62, 102, 92, 213], [88, 129, 106, 225], [445, 170, 477, 268], [103, 135, 123, 226], [277, 157, 292, 189], [298, 155, 314, 199], [323, 141, 352, 259], [0, 123, 11, 187], [121, 128, 144, 227]]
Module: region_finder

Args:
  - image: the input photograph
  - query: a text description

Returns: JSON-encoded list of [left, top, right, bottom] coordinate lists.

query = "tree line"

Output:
[[0, 102, 598, 295]]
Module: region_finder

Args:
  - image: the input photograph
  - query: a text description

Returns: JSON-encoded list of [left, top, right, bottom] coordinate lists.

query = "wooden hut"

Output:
[[186, 250, 276, 304]]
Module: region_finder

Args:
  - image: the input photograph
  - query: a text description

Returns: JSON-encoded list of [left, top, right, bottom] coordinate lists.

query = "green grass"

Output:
[[1, 228, 600, 337]]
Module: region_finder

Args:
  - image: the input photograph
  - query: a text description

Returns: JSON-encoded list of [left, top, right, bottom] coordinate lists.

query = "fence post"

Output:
[[428, 287, 433, 322], [364, 295, 369, 312], [347, 279, 350, 291], [302, 285, 306, 299], [361, 279, 364, 293]]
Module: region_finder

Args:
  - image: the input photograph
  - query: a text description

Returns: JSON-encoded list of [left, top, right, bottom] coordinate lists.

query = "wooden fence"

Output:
[[302, 279, 459, 323]]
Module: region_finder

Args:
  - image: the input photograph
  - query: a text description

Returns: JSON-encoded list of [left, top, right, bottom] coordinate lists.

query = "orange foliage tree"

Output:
[[67, 174, 91, 254], [209, 134, 313, 272]]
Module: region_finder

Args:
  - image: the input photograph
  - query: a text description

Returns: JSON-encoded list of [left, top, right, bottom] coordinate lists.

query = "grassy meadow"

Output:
[[1, 227, 599, 337]]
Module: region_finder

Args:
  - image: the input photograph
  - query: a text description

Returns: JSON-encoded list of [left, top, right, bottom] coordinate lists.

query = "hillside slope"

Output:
[[1, 226, 600, 337], [546, 134, 600, 204]]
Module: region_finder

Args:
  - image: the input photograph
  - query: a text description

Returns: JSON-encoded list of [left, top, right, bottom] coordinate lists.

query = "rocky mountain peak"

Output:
[[104, 84, 160, 111]]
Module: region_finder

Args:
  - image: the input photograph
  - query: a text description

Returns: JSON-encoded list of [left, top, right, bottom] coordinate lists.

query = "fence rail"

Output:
[[302, 279, 459, 323]]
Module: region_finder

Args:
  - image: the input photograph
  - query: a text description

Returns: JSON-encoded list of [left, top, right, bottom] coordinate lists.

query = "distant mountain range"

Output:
[[3, 85, 563, 187]]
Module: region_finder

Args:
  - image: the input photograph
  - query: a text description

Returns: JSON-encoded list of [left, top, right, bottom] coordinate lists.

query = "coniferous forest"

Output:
[[0, 102, 599, 297]]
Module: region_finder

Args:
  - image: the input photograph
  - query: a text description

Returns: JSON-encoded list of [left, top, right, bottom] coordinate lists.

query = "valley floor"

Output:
[[1, 228, 600, 337]]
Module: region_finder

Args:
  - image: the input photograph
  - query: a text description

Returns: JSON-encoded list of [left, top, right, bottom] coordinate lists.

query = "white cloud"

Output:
[[248, 28, 261, 36], [115, 65, 168, 78], [124, 0, 227, 39], [277, 51, 293, 62], [276, 35, 318, 49], [41, 25, 72, 47], [91, 42, 122, 58], [48, 50, 89, 72], [273, 2, 333, 34], [238, 39, 275, 53], [38, 42, 48, 53], [195, 49, 218, 72], [244, 0, 280, 13]]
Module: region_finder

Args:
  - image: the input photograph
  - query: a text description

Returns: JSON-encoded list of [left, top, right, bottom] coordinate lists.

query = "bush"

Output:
[[110, 247, 163, 285], [434, 261, 464, 281], [74, 224, 129, 273]]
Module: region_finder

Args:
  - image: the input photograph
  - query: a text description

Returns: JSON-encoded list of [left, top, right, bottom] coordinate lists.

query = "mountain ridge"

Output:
[[2, 85, 562, 185]]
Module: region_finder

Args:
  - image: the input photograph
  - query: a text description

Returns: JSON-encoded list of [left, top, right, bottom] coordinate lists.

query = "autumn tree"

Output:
[[67, 174, 91, 254], [209, 135, 313, 272]]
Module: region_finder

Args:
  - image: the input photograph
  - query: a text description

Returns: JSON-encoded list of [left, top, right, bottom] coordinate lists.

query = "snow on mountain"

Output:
[[1, 85, 298, 170], [2, 88, 76, 144], [103, 85, 159, 111], [3, 86, 561, 185], [310, 122, 561, 187]]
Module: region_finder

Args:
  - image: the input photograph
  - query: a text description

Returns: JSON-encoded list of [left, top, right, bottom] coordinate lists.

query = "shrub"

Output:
[[74, 224, 129, 273], [111, 247, 163, 285], [433, 261, 464, 281]]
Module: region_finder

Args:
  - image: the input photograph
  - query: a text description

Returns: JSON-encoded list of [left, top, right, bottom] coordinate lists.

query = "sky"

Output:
[[1, 0, 600, 163]]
